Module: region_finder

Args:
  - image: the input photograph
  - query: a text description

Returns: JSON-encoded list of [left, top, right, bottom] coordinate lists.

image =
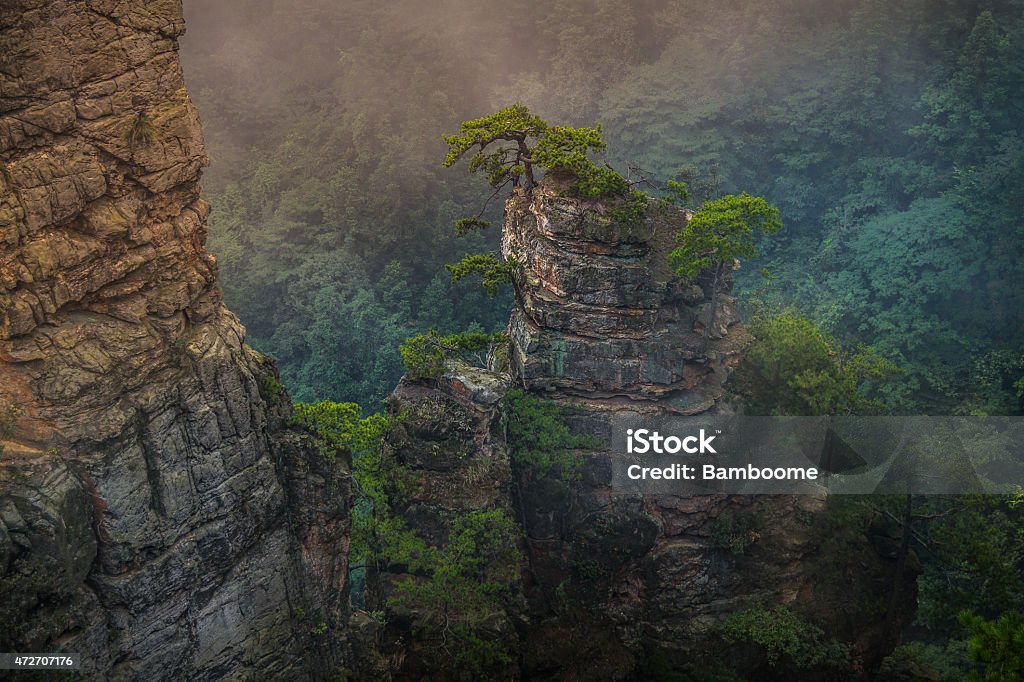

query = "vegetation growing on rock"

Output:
[[392, 508, 524, 674], [503, 389, 594, 481], [441, 106, 652, 294], [730, 311, 900, 416], [669, 193, 782, 278], [445, 253, 523, 297], [292, 397, 524, 673], [718, 606, 852, 674], [442, 104, 630, 204], [0, 402, 21, 456], [399, 329, 507, 380], [104, 1, 1024, 677]]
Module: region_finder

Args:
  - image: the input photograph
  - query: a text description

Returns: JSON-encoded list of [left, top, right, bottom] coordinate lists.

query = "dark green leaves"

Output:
[[730, 312, 900, 416], [443, 104, 631, 199], [442, 104, 548, 169], [454, 216, 491, 234], [399, 329, 507, 380], [960, 609, 1024, 681], [504, 389, 597, 480], [290, 400, 392, 458]]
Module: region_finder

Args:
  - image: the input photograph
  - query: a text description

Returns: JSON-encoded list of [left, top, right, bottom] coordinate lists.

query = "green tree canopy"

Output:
[[669, 193, 783, 278], [442, 104, 631, 231], [730, 312, 900, 416], [960, 609, 1024, 682], [442, 104, 550, 192]]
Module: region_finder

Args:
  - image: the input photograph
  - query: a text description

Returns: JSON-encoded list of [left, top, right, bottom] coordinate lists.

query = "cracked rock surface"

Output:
[[375, 186, 917, 679], [0, 2, 350, 679]]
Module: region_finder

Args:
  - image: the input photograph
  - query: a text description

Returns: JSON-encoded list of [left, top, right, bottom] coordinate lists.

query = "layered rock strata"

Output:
[[503, 185, 749, 409], [0, 2, 349, 679], [505, 187, 918, 676], [377, 185, 917, 679], [372, 367, 522, 680]]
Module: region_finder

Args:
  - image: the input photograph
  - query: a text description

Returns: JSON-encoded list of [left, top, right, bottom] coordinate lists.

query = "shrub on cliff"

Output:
[[442, 104, 630, 216], [669, 193, 782, 279], [670, 193, 783, 347], [717, 605, 852, 675], [392, 508, 524, 674], [445, 253, 523, 297], [441, 105, 647, 295], [289, 400, 409, 574], [399, 329, 508, 380], [504, 389, 597, 480]]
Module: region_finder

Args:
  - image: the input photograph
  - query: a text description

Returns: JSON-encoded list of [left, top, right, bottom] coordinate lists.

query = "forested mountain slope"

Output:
[[181, 0, 1024, 414]]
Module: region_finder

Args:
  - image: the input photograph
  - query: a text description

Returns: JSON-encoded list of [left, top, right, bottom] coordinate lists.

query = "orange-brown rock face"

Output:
[[0, 2, 349, 679]]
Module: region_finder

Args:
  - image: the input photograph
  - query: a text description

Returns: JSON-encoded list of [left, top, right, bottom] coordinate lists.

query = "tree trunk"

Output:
[[701, 261, 723, 352], [517, 139, 535, 190], [872, 492, 913, 678]]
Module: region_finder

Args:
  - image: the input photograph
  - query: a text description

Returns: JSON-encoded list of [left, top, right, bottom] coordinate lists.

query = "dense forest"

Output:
[[181, 0, 1023, 415], [179, 1, 1024, 678]]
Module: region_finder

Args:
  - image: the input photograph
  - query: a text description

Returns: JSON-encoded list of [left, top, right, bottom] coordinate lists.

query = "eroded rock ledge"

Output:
[[503, 186, 751, 411], [375, 185, 917, 680], [0, 2, 349, 679]]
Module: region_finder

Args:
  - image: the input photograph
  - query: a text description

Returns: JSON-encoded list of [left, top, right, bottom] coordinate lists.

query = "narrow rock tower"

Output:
[[504, 183, 920, 677], [378, 181, 917, 679], [503, 182, 749, 407]]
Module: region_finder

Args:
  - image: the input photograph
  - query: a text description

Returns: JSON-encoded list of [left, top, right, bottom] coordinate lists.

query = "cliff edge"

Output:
[[0, 2, 349, 678]]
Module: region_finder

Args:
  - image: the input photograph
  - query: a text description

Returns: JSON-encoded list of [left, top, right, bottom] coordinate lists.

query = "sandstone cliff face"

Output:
[[0, 2, 349, 679], [376, 186, 917, 679], [503, 185, 750, 408]]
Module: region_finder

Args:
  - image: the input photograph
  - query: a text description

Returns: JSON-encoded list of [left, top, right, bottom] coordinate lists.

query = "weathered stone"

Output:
[[0, 3, 351, 679], [500, 187, 917, 676], [369, 367, 523, 679], [376, 182, 917, 679], [504, 188, 747, 403]]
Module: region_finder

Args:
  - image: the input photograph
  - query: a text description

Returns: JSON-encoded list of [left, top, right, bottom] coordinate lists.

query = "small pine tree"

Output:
[[669, 193, 783, 347]]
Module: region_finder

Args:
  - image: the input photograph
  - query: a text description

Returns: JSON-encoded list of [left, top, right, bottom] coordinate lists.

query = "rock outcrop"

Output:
[[375, 185, 918, 680], [371, 367, 523, 680], [0, 2, 349, 679], [503, 184, 749, 407]]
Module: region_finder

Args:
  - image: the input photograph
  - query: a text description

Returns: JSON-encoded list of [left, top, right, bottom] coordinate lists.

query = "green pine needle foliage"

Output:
[[669, 193, 782, 278], [719, 606, 852, 671], [445, 253, 522, 297], [960, 610, 1024, 682], [443, 105, 633, 219], [392, 507, 523, 674], [730, 311, 900, 416], [454, 217, 491, 235], [290, 401, 392, 458], [400, 329, 507, 380], [503, 389, 598, 480], [442, 104, 548, 177]]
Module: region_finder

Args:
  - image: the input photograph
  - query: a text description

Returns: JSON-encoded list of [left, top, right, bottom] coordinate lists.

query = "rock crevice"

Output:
[[0, 2, 350, 679]]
